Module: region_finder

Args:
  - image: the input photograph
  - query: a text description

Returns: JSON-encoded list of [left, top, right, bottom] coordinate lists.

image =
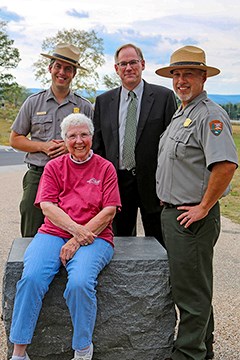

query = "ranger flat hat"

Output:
[[155, 45, 220, 78], [41, 43, 86, 70]]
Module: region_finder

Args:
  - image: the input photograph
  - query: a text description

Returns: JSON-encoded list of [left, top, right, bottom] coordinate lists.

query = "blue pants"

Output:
[[10, 233, 114, 350]]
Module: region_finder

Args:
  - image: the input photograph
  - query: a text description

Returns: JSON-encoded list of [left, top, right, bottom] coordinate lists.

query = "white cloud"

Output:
[[1, 0, 240, 93]]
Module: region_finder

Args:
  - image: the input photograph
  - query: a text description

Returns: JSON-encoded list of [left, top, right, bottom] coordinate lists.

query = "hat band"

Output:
[[52, 53, 79, 66], [170, 61, 206, 67]]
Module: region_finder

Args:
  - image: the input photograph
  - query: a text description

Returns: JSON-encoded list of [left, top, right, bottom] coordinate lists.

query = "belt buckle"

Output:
[[131, 168, 136, 176]]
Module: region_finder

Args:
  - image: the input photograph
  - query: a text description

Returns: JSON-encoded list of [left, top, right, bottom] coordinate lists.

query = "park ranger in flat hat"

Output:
[[10, 43, 93, 238], [155, 45, 238, 360]]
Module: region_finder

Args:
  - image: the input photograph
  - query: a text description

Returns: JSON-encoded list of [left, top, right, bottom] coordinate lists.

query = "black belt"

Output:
[[162, 202, 199, 208], [28, 164, 44, 172]]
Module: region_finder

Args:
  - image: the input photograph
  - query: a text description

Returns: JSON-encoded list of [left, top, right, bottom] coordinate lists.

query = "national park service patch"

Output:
[[209, 120, 223, 136]]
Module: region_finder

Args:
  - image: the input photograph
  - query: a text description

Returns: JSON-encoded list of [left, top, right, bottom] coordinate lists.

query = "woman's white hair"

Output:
[[60, 113, 94, 140]]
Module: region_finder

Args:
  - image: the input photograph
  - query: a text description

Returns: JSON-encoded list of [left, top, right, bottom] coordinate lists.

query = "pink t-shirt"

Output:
[[35, 153, 121, 246]]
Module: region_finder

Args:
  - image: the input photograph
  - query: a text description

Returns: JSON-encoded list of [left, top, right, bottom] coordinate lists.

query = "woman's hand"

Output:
[[40, 202, 96, 243], [74, 225, 96, 246], [60, 237, 80, 266]]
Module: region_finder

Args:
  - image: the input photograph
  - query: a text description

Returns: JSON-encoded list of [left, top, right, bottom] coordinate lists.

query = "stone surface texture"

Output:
[[2, 236, 175, 360]]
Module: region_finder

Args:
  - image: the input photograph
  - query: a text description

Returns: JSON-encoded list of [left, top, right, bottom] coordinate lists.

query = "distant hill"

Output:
[[207, 94, 240, 105], [28, 89, 240, 105], [28, 88, 44, 94]]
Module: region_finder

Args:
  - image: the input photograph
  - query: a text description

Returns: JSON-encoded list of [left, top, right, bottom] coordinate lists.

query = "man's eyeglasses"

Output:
[[66, 133, 92, 141], [116, 59, 141, 69]]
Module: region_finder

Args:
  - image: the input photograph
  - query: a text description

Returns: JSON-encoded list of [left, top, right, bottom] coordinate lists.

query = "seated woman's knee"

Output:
[[67, 273, 95, 295]]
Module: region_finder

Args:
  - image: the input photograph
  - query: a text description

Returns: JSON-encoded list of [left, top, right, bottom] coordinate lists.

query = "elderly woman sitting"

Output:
[[9, 113, 121, 360]]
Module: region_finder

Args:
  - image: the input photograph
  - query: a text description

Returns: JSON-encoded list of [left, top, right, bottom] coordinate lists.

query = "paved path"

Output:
[[0, 146, 25, 167], [0, 165, 239, 359]]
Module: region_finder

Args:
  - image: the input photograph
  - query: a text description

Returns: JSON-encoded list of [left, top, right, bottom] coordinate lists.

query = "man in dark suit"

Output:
[[92, 43, 177, 246]]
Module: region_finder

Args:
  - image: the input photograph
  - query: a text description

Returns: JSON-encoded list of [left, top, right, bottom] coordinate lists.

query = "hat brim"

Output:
[[41, 53, 87, 71], [155, 64, 220, 78]]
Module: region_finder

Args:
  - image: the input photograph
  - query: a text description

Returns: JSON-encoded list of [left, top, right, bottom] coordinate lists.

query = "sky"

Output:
[[1, 0, 240, 94]]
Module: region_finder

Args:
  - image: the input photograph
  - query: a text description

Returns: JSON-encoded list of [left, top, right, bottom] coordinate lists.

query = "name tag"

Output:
[[36, 111, 47, 115]]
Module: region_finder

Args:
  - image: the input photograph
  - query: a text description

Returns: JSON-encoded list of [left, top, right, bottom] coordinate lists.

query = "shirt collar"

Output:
[[46, 87, 76, 104], [122, 80, 144, 101], [174, 91, 207, 117], [69, 150, 94, 164]]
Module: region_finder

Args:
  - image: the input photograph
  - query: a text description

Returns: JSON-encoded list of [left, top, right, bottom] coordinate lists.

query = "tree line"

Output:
[[221, 103, 240, 120]]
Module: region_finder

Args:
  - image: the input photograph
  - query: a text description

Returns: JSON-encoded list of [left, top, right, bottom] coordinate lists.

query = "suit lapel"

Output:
[[136, 82, 154, 143], [109, 87, 121, 143]]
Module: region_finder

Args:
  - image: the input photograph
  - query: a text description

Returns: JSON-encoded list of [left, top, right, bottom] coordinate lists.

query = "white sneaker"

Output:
[[72, 343, 93, 360], [10, 353, 31, 360]]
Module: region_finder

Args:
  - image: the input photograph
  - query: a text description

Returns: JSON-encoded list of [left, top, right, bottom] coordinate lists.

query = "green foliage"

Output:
[[0, 21, 27, 107], [33, 29, 105, 95], [0, 102, 20, 144], [0, 21, 20, 69], [221, 103, 240, 120], [0, 21, 21, 94], [103, 73, 121, 89], [2, 83, 31, 107]]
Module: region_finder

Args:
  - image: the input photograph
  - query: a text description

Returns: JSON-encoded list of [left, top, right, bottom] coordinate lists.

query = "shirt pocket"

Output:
[[31, 115, 53, 140], [169, 130, 192, 160]]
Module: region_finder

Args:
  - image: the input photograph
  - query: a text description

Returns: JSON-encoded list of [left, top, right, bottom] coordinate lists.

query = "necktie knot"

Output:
[[129, 91, 136, 100]]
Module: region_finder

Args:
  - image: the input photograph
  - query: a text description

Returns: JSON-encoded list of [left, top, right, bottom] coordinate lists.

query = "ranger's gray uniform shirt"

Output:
[[11, 88, 93, 167], [156, 91, 238, 205]]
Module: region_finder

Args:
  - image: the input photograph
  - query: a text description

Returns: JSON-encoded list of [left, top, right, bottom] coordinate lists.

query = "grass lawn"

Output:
[[0, 118, 12, 145], [219, 125, 240, 224]]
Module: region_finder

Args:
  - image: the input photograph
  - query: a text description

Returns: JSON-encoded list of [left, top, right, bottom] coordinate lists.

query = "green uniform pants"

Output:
[[162, 202, 220, 360], [20, 168, 45, 237]]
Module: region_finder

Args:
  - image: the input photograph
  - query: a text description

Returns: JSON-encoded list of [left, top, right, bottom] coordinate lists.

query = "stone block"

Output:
[[2, 237, 175, 360]]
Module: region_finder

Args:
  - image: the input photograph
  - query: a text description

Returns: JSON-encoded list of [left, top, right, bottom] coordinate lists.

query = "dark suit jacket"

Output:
[[92, 80, 177, 213]]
